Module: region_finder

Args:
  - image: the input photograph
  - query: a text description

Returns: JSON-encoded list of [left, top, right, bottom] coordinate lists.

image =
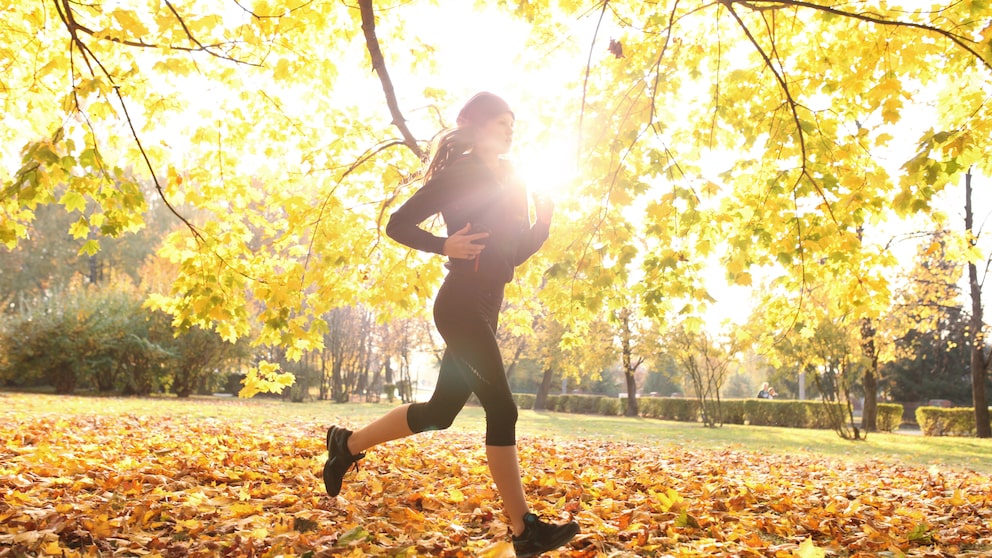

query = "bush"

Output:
[[513, 393, 536, 410], [597, 397, 622, 416], [557, 394, 604, 414], [804, 401, 846, 429], [544, 394, 561, 412], [876, 403, 904, 432], [0, 287, 166, 394], [719, 399, 747, 425], [635, 397, 699, 421], [916, 406, 990, 437], [0, 285, 246, 397], [744, 399, 847, 429]]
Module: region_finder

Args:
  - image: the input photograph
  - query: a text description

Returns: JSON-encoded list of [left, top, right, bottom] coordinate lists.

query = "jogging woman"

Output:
[[322, 92, 579, 557]]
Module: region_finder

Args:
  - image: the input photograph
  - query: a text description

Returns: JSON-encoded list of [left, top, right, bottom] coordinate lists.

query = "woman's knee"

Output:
[[407, 401, 460, 433], [483, 399, 518, 446]]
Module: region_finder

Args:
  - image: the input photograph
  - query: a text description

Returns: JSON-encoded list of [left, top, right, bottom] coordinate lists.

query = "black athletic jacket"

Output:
[[386, 154, 550, 285]]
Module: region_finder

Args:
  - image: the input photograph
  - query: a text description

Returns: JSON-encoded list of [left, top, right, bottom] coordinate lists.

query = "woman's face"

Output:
[[474, 112, 514, 155]]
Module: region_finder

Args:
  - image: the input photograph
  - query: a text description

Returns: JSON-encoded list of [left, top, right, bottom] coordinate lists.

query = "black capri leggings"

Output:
[[406, 275, 518, 446]]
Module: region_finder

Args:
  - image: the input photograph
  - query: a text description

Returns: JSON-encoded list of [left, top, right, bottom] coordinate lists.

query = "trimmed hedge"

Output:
[[876, 403, 904, 432], [638, 397, 700, 421], [916, 406, 992, 437], [507, 393, 906, 433], [513, 393, 536, 410], [719, 399, 747, 425]]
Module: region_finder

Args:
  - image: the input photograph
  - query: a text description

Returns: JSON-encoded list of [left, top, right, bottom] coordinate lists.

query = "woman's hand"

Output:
[[443, 223, 489, 259], [534, 193, 555, 225]]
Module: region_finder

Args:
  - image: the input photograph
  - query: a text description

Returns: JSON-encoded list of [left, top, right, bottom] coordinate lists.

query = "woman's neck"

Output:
[[472, 150, 501, 172]]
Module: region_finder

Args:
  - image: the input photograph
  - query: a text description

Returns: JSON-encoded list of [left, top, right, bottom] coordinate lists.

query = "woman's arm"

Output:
[[513, 192, 553, 266], [385, 178, 449, 255]]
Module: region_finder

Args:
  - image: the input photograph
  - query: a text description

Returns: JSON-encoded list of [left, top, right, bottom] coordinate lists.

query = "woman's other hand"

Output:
[[443, 223, 489, 259], [534, 193, 554, 225]]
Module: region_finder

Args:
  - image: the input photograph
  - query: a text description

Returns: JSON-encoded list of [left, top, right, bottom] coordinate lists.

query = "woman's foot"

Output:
[[511, 512, 579, 557], [322, 426, 365, 496]]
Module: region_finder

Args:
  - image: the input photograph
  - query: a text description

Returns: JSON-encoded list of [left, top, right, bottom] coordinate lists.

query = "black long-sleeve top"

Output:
[[386, 154, 550, 285]]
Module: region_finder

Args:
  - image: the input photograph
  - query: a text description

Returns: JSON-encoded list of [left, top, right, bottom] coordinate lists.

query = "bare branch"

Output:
[[230, 0, 316, 19], [579, 0, 610, 158], [357, 0, 426, 161]]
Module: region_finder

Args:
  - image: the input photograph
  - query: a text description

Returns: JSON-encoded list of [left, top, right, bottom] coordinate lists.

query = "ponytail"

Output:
[[423, 128, 473, 182]]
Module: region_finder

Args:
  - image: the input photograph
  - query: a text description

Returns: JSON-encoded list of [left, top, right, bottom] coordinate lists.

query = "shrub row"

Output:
[[0, 287, 246, 397], [511, 393, 904, 432], [916, 406, 992, 437]]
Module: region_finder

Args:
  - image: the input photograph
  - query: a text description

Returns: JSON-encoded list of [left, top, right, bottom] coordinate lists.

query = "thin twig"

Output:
[[578, 0, 610, 159]]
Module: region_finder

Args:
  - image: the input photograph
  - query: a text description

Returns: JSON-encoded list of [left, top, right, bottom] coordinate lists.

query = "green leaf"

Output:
[[674, 509, 699, 529], [907, 522, 933, 544], [336, 525, 370, 546]]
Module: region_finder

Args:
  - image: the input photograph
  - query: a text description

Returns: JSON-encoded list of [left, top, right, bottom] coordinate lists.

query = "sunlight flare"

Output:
[[514, 137, 580, 201]]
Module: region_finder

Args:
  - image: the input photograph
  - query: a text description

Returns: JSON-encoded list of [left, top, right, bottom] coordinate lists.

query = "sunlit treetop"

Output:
[[2, 0, 990, 391]]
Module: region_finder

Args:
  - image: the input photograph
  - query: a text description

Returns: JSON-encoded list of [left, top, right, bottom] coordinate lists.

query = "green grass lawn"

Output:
[[4, 391, 991, 475]]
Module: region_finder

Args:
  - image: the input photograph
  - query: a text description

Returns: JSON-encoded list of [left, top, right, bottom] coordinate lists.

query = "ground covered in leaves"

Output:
[[2, 398, 991, 557]]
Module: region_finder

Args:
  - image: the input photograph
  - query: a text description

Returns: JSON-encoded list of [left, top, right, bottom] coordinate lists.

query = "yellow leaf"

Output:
[[795, 537, 826, 558], [250, 527, 268, 540], [478, 541, 516, 558], [447, 487, 465, 503], [112, 9, 149, 35], [59, 190, 87, 213], [78, 239, 100, 256]]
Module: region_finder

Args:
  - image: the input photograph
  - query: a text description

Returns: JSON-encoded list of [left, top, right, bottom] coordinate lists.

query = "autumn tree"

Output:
[[963, 169, 992, 437], [322, 305, 378, 403], [378, 314, 434, 404], [882, 230, 972, 403], [4, 1, 991, 398], [666, 324, 740, 427]]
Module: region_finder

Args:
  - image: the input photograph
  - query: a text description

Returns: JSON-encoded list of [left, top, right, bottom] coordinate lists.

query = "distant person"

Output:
[[321, 92, 578, 557], [757, 382, 775, 399]]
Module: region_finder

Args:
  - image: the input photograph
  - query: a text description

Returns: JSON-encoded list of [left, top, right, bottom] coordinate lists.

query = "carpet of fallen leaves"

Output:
[[2, 404, 992, 558]]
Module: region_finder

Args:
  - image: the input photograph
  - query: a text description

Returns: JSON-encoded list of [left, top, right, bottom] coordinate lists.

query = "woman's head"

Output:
[[424, 92, 515, 179], [456, 92, 514, 128], [457, 92, 515, 156]]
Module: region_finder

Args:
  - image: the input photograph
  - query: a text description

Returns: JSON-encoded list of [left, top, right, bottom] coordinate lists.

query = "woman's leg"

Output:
[[324, 333, 474, 498], [433, 281, 531, 534], [350, 349, 473, 454], [487, 444, 529, 536], [346, 404, 414, 455]]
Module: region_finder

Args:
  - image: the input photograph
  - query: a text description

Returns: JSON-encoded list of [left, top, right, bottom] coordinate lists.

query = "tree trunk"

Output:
[[504, 341, 525, 382], [534, 366, 554, 411], [965, 169, 992, 438], [619, 308, 641, 417], [860, 318, 879, 433], [624, 371, 638, 417]]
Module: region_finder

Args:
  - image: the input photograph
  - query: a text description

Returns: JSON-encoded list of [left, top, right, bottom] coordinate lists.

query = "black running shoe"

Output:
[[512, 512, 579, 557], [322, 426, 365, 497]]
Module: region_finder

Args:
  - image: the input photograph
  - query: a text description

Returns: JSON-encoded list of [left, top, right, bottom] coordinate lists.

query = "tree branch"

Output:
[[579, 0, 610, 158], [721, 0, 838, 226], [357, 0, 426, 161], [738, 0, 992, 71], [56, 0, 259, 66], [53, 0, 264, 285]]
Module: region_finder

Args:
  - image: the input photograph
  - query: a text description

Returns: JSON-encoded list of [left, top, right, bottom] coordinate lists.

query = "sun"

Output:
[[512, 136, 581, 202]]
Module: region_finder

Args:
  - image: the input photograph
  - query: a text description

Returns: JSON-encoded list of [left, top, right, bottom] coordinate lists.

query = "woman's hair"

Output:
[[423, 92, 513, 182]]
